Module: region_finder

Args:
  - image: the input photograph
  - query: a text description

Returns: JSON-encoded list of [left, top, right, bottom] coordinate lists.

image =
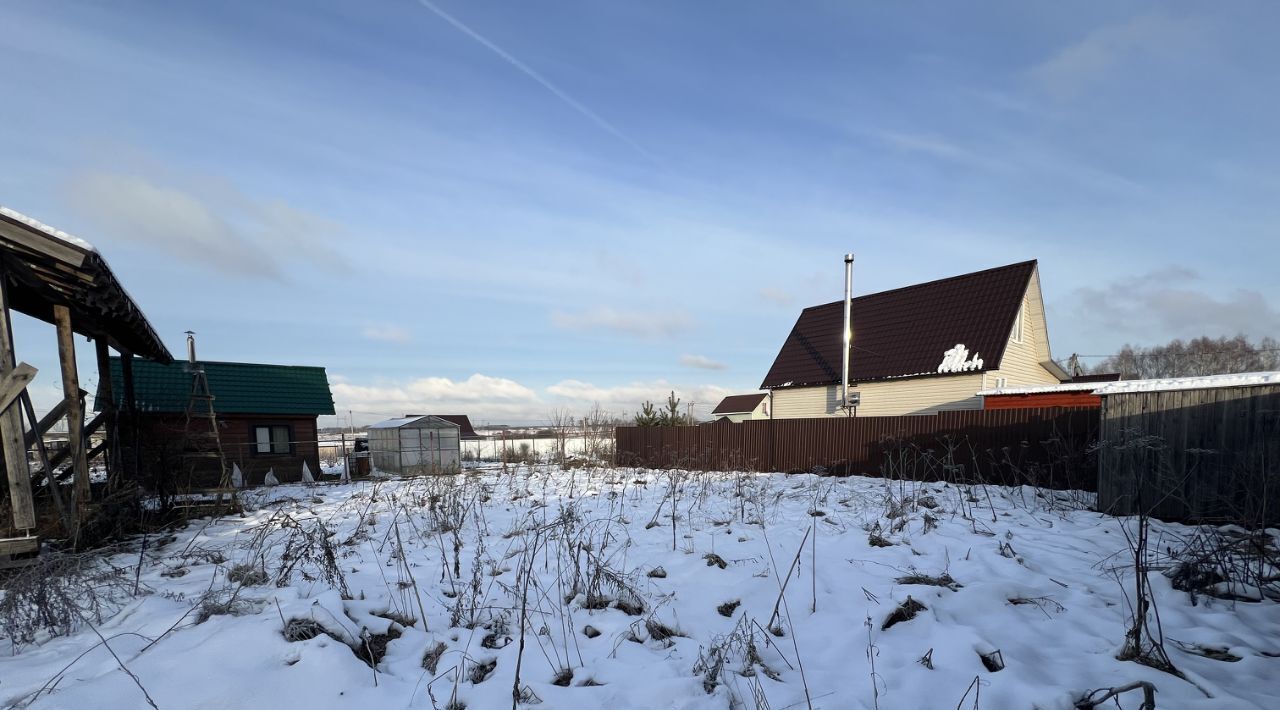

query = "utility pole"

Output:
[[686, 401, 695, 425]]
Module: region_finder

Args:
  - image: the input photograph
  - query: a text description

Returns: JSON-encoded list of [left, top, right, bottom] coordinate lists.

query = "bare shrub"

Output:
[[0, 550, 139, 651]]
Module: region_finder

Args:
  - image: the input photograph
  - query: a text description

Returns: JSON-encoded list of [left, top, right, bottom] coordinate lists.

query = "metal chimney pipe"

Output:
[[185, 331, 197, 364], [842, 254, 854, 412]]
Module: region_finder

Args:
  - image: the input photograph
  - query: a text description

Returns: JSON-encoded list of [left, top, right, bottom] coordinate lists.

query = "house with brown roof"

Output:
[[711, 393, 769, 422], [761, 260, 1067, 417]]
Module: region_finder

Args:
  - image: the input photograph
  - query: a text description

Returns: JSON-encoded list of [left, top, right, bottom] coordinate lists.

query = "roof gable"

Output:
[[712, 393, 767, 415], [761, 261, 1037, 388], [96, 358, 336, 415]]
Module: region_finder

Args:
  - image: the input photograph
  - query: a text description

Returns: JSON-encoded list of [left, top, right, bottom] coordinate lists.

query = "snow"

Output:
[[2, 468, 1278, 709], [977, 382, 1104, 396], [0, 205, 96, 252], [1093, 371, 1280, 396], [937, 344, 984, 374]]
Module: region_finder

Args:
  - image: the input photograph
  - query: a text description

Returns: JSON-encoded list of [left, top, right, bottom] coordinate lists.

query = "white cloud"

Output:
[[332, 373, 540, 423], [67, 171, 343, 279], [361, 324, 411, 343], [1030, 13, 1204, 98], [680, 354, 726, 370], [328, 372, 735, 425], [550, 307, 692, 338], [546, 379, 733, 419], [1070, 268, 1280, 341]]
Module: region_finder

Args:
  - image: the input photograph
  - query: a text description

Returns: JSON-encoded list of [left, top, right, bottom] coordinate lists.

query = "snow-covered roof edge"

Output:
[[1092, 371, 1280, 396], [976, 381, 1102, 396], [369, 415, 462, 429], [0, 205, 96, 252]]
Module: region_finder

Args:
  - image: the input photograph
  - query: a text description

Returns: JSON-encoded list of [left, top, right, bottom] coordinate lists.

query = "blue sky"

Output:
[[2, 0, 1277, 425]]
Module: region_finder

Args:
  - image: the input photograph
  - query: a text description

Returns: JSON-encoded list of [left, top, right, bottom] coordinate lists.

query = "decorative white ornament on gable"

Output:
[[937, 344, 984, 373]]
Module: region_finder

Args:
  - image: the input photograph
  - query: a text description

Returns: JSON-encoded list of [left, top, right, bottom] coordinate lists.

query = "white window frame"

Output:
[[995, 376, 1009, 389], [1012, 302, 1025, 344], [253, 425, 292, 455]]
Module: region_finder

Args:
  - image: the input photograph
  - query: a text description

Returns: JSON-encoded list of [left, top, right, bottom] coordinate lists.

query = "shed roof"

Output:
[[369, 415, 461, 430], [1093, 371, 1280, 396], [425, 415, 480, 439], [0, 206, 171, 362], [712, 393, 767, 415], [977, 382, 1104, 396], [95, 357, 335, 415], [761, 260, 1036, 388]]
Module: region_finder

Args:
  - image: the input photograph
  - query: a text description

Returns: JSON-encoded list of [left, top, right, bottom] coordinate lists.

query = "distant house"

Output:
[[417, 414, 481, 440], [761, 260, 1068, 417], [96, 358, 335, 487], [367, 415, 462, 474], [711, 393, 769, 422]]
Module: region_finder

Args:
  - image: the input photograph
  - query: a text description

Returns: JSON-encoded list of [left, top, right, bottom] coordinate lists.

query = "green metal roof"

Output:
[[95, 357, 336, 415]]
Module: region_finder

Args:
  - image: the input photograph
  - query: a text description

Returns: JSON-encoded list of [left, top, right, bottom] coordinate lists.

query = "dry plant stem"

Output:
[[767, 527, 812, 629], [395, 523, 430, 631], [1076, 680, 1156, 709], [76, 611, 161, 710]]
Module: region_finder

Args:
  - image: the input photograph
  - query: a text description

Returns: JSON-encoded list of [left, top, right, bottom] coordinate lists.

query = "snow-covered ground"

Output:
[[2, 467, 1278, 709]]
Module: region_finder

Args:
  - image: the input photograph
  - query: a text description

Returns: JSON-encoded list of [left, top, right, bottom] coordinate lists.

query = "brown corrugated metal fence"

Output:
[[615, 408, 1098, 491]]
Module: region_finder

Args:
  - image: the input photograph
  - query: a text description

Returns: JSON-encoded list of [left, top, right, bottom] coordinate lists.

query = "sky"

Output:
[[1, 0, 1278, 426]]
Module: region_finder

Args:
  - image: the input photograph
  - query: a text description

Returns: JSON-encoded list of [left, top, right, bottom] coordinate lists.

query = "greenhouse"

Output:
[[367, 415, 461, 475]]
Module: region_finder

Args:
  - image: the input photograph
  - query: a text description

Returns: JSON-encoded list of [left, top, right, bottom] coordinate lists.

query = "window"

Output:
[[995, 377, 1009, 389], [1012, 302, 1025, 343], [253, 425, 292, 455]]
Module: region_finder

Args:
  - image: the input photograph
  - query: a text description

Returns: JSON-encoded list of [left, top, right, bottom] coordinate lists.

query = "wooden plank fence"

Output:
[[615, 407, 1099, 491], [1097, 385, 1280, 522]]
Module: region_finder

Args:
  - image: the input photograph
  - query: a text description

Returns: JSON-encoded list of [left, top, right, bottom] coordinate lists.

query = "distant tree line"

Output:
[[1088, 334, 1280, 379]]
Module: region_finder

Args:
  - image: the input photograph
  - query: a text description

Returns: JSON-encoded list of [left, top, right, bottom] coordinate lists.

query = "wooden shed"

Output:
[[1096, 372, 1280, 523], [368, 415, 461, 475], [94, 358, 336, 489]]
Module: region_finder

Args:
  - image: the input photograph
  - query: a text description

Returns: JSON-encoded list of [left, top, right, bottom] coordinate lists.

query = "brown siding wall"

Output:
[[984, 392, 1101, 409], [132, 412, 322, 488], [617, 408, 1097, 490]]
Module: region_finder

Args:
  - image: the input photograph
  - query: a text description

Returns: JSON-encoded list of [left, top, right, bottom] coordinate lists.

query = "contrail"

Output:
[[414, 0, 656, 162]]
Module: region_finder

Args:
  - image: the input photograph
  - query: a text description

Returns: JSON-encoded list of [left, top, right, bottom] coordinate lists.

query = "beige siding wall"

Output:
[[986, 269, 1060, 388], [771, 373, 985, 418]]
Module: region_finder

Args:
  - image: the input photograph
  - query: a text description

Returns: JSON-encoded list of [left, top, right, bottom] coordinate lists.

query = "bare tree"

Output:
[[547, 407, 573, 465], [1093, 335, 1280, 379]]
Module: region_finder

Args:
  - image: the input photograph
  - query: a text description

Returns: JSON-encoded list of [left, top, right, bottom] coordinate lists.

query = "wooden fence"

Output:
[[1097, 385, 1280, 522], [615, 408, 1099, 491]]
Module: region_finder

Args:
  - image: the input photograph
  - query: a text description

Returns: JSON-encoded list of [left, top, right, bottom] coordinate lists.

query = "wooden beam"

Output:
[[0, 216, 88, 268], [21, 390, 71, 534], [24, 395, 70, 449], [93, 337, 115, 483], [0, 536, 39, 557], [54, 304, 90, 507], [0, 270, 36, 530], [0, 362, 36, 414]]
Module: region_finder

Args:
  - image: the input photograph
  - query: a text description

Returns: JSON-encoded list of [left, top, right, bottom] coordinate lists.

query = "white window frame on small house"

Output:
[[253, 424, 292, 455], [995, 376, 1009, 389], [1012, 301, 1025, 343]]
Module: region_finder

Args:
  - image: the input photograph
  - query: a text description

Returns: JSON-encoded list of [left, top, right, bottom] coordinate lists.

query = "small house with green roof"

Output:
[[96, 358, 335, 488]]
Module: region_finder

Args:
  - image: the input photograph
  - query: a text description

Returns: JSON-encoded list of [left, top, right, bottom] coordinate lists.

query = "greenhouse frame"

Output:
[[367, 415, 462, 475]]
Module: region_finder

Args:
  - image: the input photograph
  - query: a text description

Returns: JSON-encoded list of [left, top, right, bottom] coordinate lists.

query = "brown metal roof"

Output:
[[761, 260, 1037, 388], [404, 414, 481, 439], [711, 393, 767, 415]]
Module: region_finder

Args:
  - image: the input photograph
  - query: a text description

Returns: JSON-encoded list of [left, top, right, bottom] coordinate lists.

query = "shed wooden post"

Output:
[[0, 269, 36, 531], [121, 352, 138, 480], [94, 338, 118, 486], [54, 305, 90, 507]]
